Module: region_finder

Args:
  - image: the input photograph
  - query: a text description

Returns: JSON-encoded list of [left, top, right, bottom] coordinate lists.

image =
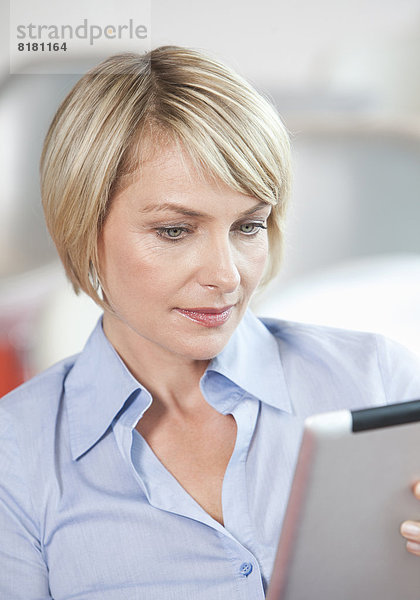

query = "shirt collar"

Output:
[[205, 309, 292, 413], [65, 318, 145, 461], [65, 309, 291, 460]]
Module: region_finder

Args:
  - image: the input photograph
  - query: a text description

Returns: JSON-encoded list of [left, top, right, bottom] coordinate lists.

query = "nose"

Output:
[[197, 234, 241, 293]]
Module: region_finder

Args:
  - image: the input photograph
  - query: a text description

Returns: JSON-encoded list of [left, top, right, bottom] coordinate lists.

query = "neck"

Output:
[[102, 312, 210, 410]]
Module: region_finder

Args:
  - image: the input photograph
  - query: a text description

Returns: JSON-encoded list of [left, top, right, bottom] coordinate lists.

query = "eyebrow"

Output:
[[139, 200, 270, 218]]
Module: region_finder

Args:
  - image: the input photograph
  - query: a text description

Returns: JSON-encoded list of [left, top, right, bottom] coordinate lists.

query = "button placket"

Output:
[[221, 397, 259, 541]]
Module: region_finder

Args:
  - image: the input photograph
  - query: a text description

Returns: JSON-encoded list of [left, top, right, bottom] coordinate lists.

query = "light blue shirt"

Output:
[[1, 309, 420, 599]]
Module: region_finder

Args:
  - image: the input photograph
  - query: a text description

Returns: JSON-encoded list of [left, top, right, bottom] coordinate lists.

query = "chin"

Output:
[[177, 331, 234, 362]]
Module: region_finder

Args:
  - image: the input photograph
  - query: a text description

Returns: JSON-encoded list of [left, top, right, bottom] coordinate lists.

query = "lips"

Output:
[[175, 306, 234, 327]]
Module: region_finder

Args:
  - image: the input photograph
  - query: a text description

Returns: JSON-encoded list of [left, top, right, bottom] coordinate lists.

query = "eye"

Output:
[[156, 226, 190, 241], [238, 222, 267, 235], [165, 227, 184, 238]]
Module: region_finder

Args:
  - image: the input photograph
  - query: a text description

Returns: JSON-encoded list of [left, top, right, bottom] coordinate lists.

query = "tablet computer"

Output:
[[267, 399, 420, 600]]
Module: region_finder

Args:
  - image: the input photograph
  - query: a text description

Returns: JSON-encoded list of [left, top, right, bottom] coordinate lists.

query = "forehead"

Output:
[[139, 141, 202, 186], [114, 141, 268, 216], [134, 148, 211, 209], [117, 133, 209, 193]]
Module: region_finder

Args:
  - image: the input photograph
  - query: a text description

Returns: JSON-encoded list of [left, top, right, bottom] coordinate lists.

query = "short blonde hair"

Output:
[[40, 46, 291, 305]]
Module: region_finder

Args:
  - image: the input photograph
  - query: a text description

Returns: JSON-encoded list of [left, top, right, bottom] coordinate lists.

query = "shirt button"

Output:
[[239, 562, 253, 577]]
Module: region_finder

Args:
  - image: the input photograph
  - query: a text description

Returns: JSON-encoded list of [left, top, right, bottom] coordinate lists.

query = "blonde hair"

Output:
[[40, 46, 291, 306]]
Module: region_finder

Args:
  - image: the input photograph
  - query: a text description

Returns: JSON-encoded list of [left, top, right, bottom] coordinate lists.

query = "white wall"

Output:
[[2, 0, 420, 111], [151, 0, 420, 114]]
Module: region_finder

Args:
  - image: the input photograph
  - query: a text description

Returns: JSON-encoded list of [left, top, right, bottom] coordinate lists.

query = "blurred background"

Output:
[[1, 0, 420, 396]]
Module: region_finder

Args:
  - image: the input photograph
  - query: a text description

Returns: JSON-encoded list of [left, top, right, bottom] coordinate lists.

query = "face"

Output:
[[98, 144, 271, 365]]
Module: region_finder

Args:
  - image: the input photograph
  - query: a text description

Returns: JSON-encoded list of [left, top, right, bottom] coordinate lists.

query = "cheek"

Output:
[[100, 233, 185, 298], [240, 238, 269, 283]]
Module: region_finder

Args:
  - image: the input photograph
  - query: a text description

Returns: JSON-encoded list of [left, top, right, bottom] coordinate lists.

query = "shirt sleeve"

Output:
[[0, 407, 51, 599], [375, 335, 420, 404]]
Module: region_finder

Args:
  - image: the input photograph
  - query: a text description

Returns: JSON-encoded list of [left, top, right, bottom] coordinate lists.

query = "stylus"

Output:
[[352, 399, 420, 432]]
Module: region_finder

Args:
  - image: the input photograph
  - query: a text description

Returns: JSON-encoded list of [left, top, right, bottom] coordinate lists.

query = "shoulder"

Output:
[[0, 355, 78, 436], [1, 354, 78, 407], [259, 316, 385, 364], [260, 316, 414, 359], [0, 356, 79, 530], [259, 316, 420, 406]]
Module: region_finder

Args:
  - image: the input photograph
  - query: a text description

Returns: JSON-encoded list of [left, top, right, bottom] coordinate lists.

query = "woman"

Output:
[[1, 46, 420, 599]]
